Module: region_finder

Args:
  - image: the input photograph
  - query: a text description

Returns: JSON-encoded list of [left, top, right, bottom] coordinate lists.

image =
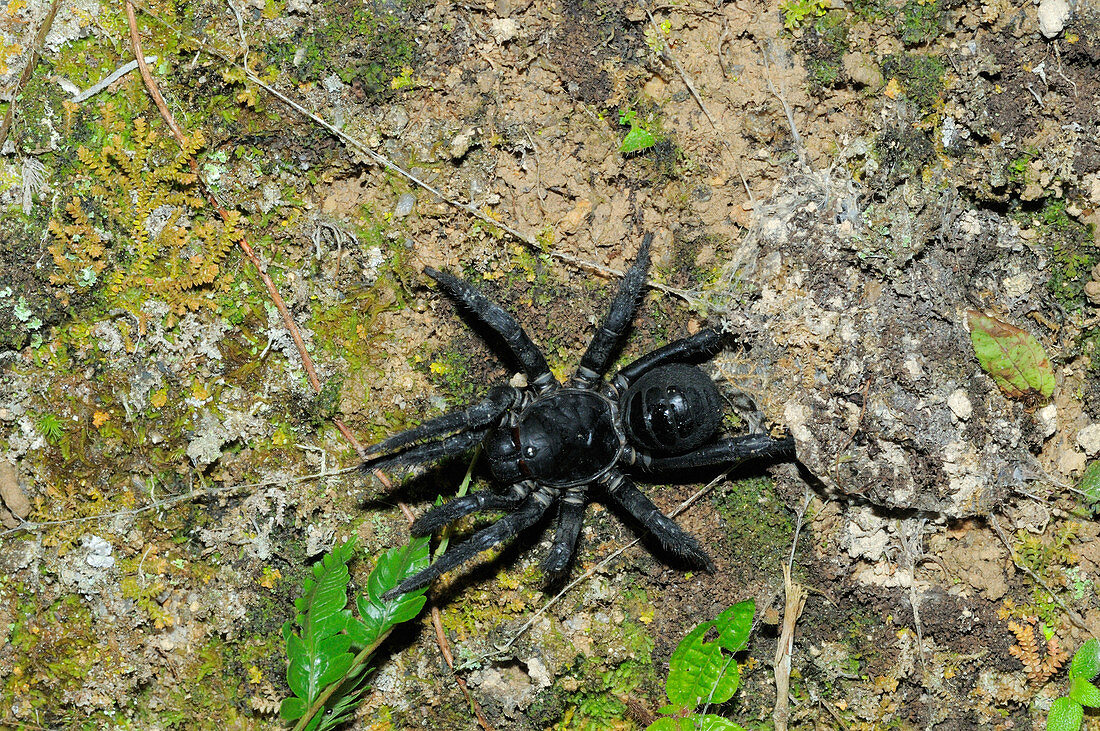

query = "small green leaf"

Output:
[[686, 714, 747, 731], [967, 310, 1054, 400], [666, 627, 740, 708], [1071, 638, 1100, 680], [347, 536, 430, 647], [1069, 677, 1100, 707], [1046, 696, 1084, 731], [714, 600, 755, 652], [282, 538, 361, 725], [365, 536, 430, 602], [279, 696, 307, 721], [620, 125, 657, 154], [645, 718, 684, 731], [1075, 463, 1100, 516]]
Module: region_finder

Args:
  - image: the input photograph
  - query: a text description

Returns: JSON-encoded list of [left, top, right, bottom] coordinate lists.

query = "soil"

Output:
[[1, 0, 1100, 728]]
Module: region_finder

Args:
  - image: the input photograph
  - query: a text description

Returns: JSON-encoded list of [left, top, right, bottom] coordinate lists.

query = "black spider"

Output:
[[364, 233, 795, 599]]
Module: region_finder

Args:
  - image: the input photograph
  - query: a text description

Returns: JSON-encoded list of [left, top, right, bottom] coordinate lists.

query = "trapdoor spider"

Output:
[[364, 234, 795, 598]]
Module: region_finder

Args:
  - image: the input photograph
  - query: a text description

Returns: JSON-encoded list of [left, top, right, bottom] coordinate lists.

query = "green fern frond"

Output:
[[280, 536, 430, 729]]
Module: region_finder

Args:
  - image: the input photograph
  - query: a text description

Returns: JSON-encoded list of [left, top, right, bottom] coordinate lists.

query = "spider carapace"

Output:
[[363, 233, 796, 599]]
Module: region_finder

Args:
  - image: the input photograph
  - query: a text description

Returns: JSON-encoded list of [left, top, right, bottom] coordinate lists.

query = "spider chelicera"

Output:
[[364, 233, 796, 598]]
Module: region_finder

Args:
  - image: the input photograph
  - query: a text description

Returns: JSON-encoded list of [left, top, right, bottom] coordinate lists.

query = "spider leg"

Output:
[[362, 385, 520, 458], [603, 471, 715, 571], [425, 267, 556, 392], [572, 233, 653, 387], [541, 487, 588, 581], [410, 483, 532, 536], [361, 429, 488, 472], [611, 328, 725, 392], [383, 487, 554, 598], [636, 433, 796, 473]]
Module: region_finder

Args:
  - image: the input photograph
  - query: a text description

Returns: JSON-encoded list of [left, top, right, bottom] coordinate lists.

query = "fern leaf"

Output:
[[347, 536, 429, 646], [280, 537, 358, 721]]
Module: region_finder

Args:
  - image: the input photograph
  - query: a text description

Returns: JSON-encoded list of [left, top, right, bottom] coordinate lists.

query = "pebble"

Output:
[[1077, 423, 1100, 456], [394, 193, 417, 218], [947, 389, 973, 420], [450, 128, 475, 160], [1037, 0, 1071, 38], [0, 461, 29, 518], [1038, 403, 1058, 438], [1085, 280, 1100, 306]]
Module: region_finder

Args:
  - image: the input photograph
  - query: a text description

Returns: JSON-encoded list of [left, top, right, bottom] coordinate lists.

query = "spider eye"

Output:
[[523, 445, 538, 458]]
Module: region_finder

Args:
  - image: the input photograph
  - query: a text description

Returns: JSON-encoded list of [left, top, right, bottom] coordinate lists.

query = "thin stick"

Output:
[[406, 453, 494, 731], [0, 0, 64, 147], [0, 466, 359, 540], [123, 0, 364, 457], [987, 513, 1091, 632], [72, 56, 159, 103], [644, 6, 716, 127], [773, 564, 807, 731]]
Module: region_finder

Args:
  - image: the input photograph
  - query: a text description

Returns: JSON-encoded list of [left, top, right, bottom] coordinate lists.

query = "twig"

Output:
[[0, 0, 64, 148], [897, 518, 927, 674], [773, 564, 807, 731], [404, 454, 494, 731], [432, 607, 495, 731], [643, 6, 716, 127], [123, 0, 364, 457], [787, 486, 812, 570], [71, 56, 159, 103], [758, 42, 806, 170], [0, 466, 359, 541]]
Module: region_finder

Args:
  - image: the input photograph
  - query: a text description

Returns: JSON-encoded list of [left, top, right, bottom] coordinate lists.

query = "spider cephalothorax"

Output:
[[363, 233, 796, 598]]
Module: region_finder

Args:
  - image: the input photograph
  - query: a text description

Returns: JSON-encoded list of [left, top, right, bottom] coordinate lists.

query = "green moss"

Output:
[[2, 586, 124, 727], [263, 0, 419, 102], [1006, 149, 1038, 186], [881, 53, 945, 115], [713, 476, 794, 567], [897, 0, 943, 46], [1027, 198, 1097, 310], [802, 12, 850, 92], [849, 0, 890, 21], [552, 615, 657, 729]]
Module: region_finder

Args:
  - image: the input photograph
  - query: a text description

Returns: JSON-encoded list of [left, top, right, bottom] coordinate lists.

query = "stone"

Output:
[[843, 52, 882, 89], [394, 193, 417, 218], [947, 389, 972, 420], [1038, 403, 1057, 439], [1077, 423, 1100, 456], [1037, 0, 1071, 38]]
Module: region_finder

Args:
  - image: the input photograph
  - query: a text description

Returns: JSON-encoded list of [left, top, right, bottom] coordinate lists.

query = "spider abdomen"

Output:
[[621, 364, 722, 454], [486, 389, 623, 487]]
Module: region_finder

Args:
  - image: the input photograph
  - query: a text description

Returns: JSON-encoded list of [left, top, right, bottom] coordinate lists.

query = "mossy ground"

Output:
[[1, 0, 1098, 725]]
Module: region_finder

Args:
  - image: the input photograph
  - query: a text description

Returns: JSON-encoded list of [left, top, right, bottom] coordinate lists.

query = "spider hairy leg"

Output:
[[573, 233, 653, 386], [541, 489, 587, 580], [361, 430, 487, 471], [640, 433, 796, 473], [409, 483, 532, 537], [604, 472, 716, 571], [382, 488, 555, 600], [425, 267, 556, 391], [613, 328, 726, 391], [362, 385, 520, 459]]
